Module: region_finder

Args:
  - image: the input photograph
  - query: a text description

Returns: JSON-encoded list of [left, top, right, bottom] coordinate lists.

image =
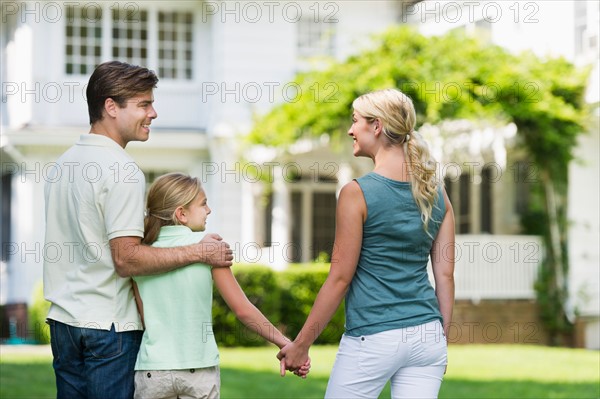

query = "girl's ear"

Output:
[[174, 206, 187, 225]]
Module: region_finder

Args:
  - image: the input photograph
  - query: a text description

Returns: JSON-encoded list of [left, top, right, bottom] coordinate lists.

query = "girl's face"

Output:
[[178, 189, 211, 232]]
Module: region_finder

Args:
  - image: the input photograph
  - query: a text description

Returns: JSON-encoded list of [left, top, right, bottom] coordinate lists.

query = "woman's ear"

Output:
[[373, 118, 381, 135], [174, 206, 187, 225]]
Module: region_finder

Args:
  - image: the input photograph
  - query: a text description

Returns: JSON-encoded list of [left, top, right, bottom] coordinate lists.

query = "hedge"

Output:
[[28, 281, 51, 344], [28, 263, 344, 347], [279, 264, 345, 345], [212, 264, 282, 347], [212, 263, 344, 347]]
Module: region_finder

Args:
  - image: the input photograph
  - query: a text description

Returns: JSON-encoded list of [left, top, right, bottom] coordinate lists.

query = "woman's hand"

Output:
[[277, 341, 311, 377]]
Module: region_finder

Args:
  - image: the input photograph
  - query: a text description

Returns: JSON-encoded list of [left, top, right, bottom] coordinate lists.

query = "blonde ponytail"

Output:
[[405, 130, 440, 233], [353, 89, 440, 234]]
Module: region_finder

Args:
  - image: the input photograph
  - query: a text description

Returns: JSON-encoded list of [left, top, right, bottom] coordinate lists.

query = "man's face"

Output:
[[114, 90, 157, 146]]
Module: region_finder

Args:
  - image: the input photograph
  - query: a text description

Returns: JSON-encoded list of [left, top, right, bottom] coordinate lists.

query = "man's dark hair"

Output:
[[86, 61, 159, 125]]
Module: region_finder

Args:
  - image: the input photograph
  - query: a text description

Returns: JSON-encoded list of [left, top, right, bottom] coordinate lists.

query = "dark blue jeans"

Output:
[[48, 319, 143, 399]]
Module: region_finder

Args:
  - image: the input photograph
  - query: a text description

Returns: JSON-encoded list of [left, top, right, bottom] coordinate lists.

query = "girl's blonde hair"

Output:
[[143, 172, 203, 245], [352, 89, 440, 233]]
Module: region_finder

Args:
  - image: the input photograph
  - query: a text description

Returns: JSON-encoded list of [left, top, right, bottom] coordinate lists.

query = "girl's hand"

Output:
[[279, 356, 311, 378], [277, 342, 311, 377]]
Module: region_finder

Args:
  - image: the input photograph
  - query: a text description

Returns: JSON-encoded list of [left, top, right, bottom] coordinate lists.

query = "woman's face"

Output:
[[348, 112, 376, 157]]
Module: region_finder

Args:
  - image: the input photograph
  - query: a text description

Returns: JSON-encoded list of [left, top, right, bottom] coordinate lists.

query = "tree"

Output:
[[249, 26, 591, 344]]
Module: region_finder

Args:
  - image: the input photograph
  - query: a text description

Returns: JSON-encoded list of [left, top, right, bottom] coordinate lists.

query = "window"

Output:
[[480, 166, 493, 233], [474, 19, 492, 44], [458, 173, 471, 234], [579, 0, 600, 55], [65, 6, 102, 75], [311, 192, 336, 260], [112, 8, 148, 65], [514, 161, 532, 216], [262, 191, 274, 247], [65, 5, 194, 80], [290, 192, 303, 263], [445, 172, 473, 234], [589, 35, 598, 52], [1, 173, 12, 262], [297, 17, 335, 58], [287, 173, 337, 263], [143, 170, 171, 195], [443, 177, 453, 207], [289, 189, 337, 263], [446, 166, 514, 234], [158, 12, 193, 79], [575, 25, 587, 55]]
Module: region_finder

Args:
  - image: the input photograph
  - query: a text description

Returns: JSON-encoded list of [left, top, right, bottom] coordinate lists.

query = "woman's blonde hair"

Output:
[[143, 172, 203, 245], [352, 88, 440, 233]]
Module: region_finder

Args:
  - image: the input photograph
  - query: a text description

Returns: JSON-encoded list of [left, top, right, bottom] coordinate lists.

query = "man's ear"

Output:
[[174, 206, 187, 225], [104, 98, 118, 118]]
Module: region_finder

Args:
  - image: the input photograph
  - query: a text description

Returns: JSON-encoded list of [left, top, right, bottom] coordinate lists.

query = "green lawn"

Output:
[[1, 345, 598, 398]]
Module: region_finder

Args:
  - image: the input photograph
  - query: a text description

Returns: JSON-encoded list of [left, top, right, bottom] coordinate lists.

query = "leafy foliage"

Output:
[[250, 27, 588, 166]]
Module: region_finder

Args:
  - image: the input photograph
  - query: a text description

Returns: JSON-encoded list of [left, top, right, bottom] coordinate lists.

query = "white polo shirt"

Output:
[[43, 134, 145, 331]]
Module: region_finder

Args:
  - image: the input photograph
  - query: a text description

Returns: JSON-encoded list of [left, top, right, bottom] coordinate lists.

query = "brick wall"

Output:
[[448, 299, 550, 345], [0, 302, 29, 341]]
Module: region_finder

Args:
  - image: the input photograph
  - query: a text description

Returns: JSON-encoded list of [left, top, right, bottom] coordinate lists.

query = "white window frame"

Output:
[[289, 181, 337, 263], [296, 16, 336, 59], [62, 2, 197, 82]]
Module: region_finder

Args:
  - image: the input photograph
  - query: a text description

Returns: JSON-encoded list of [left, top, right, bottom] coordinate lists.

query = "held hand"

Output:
[[277, 341, 310, 376], [279, 357, 311, 379], [198, 233, 233, 267], [294, 358, 311, 379]]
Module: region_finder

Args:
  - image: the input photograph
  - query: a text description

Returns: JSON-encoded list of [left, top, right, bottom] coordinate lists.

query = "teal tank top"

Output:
[[345, 172, 446, 336]]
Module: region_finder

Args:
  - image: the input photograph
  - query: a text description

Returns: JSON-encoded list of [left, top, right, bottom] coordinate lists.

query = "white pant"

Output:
[[325, 320, 447, 399]]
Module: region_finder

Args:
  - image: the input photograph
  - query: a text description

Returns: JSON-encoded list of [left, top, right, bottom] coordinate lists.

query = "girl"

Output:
[[133, 172, 308, 399], [278, 89, 455, 398]]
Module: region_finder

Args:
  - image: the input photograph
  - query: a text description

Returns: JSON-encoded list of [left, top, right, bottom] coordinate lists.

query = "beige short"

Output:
[[134, 366, 220, 399]]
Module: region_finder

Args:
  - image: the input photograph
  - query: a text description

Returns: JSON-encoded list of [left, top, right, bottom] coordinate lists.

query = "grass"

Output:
[[1, 345, 598, 398], [0, 352, 55, 398]]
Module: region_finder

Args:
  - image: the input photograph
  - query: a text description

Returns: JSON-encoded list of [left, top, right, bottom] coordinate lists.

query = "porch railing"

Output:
[[431, 235, 543, 301]]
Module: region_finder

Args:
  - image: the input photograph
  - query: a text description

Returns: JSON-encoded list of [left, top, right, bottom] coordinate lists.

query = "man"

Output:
[[43, 61, 233, 399]]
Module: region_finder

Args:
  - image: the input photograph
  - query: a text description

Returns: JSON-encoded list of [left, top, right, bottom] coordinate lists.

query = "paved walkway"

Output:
[[0, 344, 52, 356]]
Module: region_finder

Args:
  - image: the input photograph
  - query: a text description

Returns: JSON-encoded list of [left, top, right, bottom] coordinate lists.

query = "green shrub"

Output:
[[26, 265, 345, 347], [28, 281, 51, 344], [279, 263, 345, 345], [212, 264, 281, 347]]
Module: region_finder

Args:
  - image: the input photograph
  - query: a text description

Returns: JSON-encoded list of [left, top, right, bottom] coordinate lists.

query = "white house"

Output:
[[404, 0, 600, 348], [0, 0, 410, 326], [1, 0, 597, 348]]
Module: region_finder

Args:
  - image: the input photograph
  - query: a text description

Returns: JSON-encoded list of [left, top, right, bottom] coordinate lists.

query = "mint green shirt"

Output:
[[134, 226, 219, 370], [345, 173, 446, 336]]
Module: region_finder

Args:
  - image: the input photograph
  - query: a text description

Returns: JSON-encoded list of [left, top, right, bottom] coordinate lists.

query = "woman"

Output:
[[278, 89, 455, 398]]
